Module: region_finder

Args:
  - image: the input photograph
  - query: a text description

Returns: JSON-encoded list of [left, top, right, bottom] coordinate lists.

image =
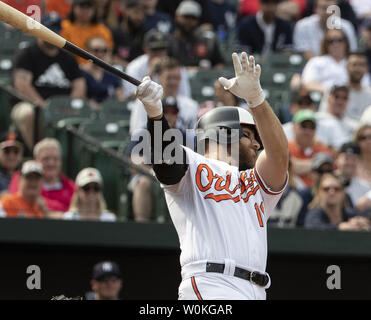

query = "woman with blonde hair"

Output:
[[63, 167, 116, 221], [354, 124, 371, 186], [304, 173, 369, 230]]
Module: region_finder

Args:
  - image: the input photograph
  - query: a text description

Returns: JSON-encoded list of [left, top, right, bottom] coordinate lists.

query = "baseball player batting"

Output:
[[136, 52, 289, 300]]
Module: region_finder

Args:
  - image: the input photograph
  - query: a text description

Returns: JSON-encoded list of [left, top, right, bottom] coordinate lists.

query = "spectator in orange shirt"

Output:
[[0, 160, 47, 218], [289, 109, 332, 187], [45, 0, 72, 19], [61, 0, 114, 64]]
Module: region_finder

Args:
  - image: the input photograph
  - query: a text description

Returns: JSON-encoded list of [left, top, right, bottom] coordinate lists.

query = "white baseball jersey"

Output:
[[162, 146, 287, 293]]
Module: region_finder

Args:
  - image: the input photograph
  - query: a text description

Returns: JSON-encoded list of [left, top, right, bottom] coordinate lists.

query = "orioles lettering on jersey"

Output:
[[195, 163, 263, 206]]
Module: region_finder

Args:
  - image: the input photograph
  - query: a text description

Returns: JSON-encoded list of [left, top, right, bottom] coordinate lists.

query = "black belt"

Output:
[[206, 262, 269, 287]]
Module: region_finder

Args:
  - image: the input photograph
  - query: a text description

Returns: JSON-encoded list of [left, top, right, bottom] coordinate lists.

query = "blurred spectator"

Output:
[[335, 141, 367, 206], [9, 138, 76, 216], [349, 0, 371, 20], [112, 0, 146, 66], [123, 29, 190, 99], [63, 168, 116, 221], [293, 0, 357, 60], [130, 57, 198, 134], [156, 0, 213, 29], [61, 0, 114, 65], [283, 89, 317, 142], [268, 159, 304, 227], [207, 0, 237, 41], [142, 0, 174, 34], [0, 160, 48, 218], [0, 132, 23, 196], [85, 261, 123, 300], [45, 0, 72, 18], [354, 124, 371, 193], [360, 19, 371, 74], [316, 85, 357, 149], [301, 28, 351, 93], [303, 0, 359, 31], [356, 190, 371, 213], [289, 109, 332, 187], [10, 102, 36, 155], [167, 0, 225, 68], [94, 0, 122, 29], [239, 0, 307, 20], [237, 0, 293, 55], [361, 104, 371, 124], [2, 0, 41, 15], [319, 52, 371, 121], [304, 172, 370, 231], [13, 12, 86, 107], [296, 152, 335, 226], [81, 36, 124, 109]]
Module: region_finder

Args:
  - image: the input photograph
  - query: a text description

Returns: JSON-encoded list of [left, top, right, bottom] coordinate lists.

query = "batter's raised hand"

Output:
[[136, 76, 163, 118], [218, 52, 265, 108]]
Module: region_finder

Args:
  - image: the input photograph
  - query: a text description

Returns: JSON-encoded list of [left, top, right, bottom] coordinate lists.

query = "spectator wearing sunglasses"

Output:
[[301, 29, 353, 94], [61, 0, 114, 65], [283, 89, 317, 142], [0, 161, 48, 218], [304, 173, 370, 231], [288, 109, 332, 187], [63, 168, 116, 221], [353, 124, 371, 195], [81, 36, 125, 109], [0, 132, 23, 197], [8, 138, 76, 217], [315, 85, 358, 149]]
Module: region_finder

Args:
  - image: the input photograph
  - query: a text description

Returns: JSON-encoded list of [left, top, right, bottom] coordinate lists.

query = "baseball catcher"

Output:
[[136, 52, 289, 300]]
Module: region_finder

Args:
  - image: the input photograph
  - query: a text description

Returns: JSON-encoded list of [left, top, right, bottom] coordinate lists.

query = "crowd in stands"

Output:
[[0, 0, 370, 231]]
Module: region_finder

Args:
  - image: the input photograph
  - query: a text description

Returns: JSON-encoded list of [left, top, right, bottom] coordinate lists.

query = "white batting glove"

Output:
[[136, 76, 163, 118], [218, 52, 265, 108]]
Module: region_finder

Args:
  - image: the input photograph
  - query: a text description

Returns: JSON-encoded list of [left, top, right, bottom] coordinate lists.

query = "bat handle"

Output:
[[64, 42, 141, 86]]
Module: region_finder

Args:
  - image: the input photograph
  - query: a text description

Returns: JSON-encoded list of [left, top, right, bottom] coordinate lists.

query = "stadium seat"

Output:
[[42, 95, 93, 134], [78, 119, 130, 148], [99, 98, 131, 122], [262, 52, 306, 73], [188, 68, 224, 103]]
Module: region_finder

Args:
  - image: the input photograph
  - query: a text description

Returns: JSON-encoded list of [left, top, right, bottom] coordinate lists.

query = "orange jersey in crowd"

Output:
[[289, 140, 333, 187], [61, 20, 114, 64], [45, 0, 72, 19], [0, 193, 45, 218]]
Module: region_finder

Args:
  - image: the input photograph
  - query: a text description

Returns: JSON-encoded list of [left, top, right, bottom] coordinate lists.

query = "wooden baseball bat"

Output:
[[0, 1, 141, 86]]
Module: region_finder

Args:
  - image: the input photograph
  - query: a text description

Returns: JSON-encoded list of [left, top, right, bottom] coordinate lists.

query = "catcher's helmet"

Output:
[[196, 106, 259, 145]]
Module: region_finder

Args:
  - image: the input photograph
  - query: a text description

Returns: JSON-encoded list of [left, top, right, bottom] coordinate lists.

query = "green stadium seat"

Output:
[[42, 95, 93, 135], [78, 119, 130, 145], [188, 69, 224, 103], [99, 98, 131, 122], [262, 52, 306, 73]]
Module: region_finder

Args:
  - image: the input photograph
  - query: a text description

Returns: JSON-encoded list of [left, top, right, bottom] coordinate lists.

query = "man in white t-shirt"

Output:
[[319, 52, 371, 120], [129, 57, 198, 135], [135, 52, 288, 300], [123, 29, 190, 99], [293, 0, 357, 59], [316, 85, 358, 149]]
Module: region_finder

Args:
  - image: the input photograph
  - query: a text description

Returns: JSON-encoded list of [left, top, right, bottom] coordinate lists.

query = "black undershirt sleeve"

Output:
[[147, 116, 189, 185]]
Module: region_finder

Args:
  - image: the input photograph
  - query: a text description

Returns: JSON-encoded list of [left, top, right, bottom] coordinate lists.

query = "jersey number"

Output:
[[254, 202, 264, 228]]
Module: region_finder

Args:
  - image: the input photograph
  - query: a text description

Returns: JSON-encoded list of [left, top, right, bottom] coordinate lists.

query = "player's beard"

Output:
[[239, 148, 257, 171]]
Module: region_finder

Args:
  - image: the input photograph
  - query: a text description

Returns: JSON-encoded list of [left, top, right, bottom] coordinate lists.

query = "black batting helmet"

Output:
[[196, 106, 260, 146]]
